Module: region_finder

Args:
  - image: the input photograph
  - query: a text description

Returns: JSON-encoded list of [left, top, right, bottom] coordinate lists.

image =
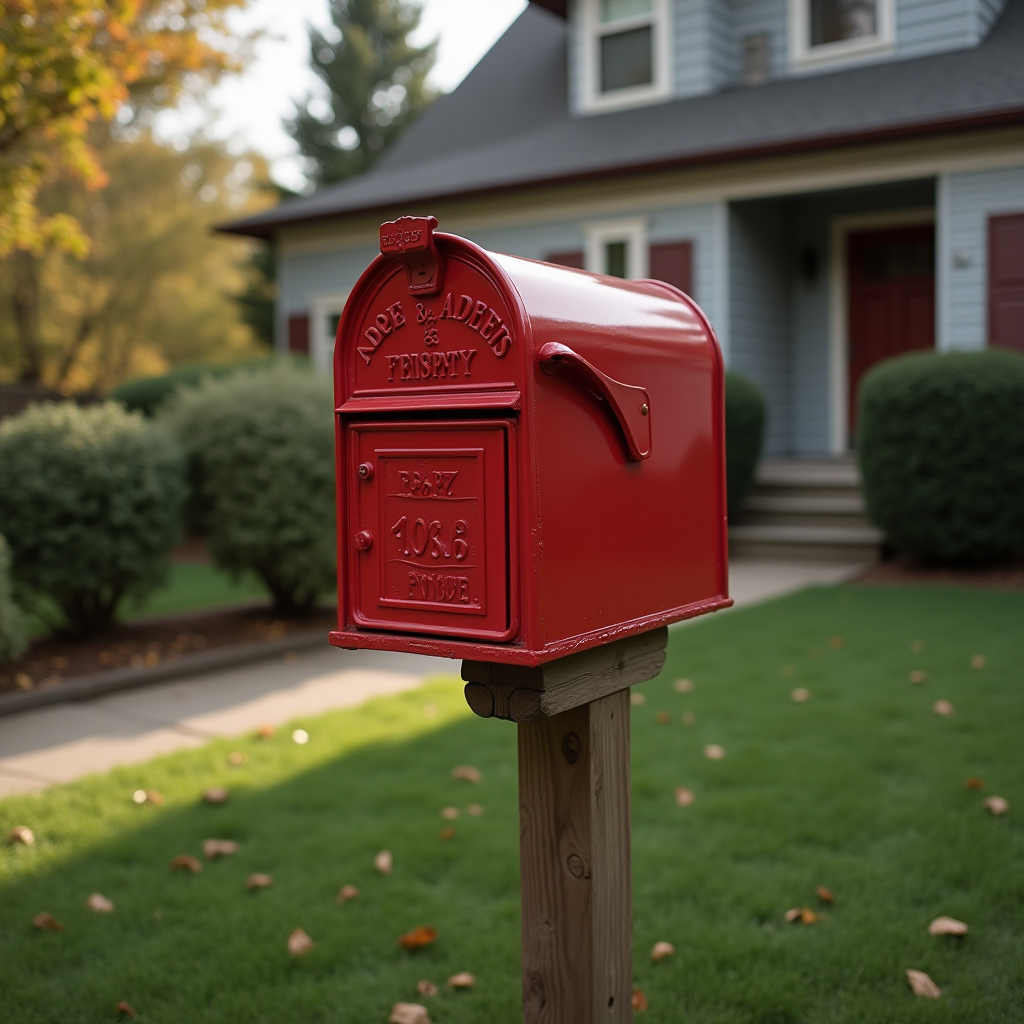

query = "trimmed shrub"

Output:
[[0, 402, 186, 636], [0, 535, 27, 663], [725, 371, 767, 521], [857, 349, 1024, 564], [161, 365, 336, 613]]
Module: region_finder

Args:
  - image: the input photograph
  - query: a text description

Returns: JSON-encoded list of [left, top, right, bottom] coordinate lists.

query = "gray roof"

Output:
[[223, 0, 1024, 238]]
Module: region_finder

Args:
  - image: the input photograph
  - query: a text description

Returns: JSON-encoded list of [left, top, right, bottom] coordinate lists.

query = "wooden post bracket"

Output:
[[462, 626, 668, 723]]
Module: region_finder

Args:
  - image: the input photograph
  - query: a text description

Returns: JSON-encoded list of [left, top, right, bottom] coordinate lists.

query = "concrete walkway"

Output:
[[0, 558, 862, 797]]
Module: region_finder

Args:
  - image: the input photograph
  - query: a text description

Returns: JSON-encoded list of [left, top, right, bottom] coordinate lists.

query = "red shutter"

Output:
[[288, 314, 310, 354], [546, 250, 585, 269], [988, 213, 1024, 351], [649, 241, 694, 295]]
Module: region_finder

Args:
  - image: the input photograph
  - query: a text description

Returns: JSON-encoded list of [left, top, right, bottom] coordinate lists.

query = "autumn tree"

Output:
[[287, 0, 437, 187]]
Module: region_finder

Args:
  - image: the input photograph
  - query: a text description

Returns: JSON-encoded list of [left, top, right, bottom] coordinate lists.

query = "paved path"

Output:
[[0, 559, 861, 797]]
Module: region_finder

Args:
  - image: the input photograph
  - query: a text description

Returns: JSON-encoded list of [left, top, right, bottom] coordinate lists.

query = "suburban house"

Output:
[[224, 0, 1024, 553]]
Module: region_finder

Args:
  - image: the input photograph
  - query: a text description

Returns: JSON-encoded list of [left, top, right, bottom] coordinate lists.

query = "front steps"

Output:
[[729, 458, 883, 562]]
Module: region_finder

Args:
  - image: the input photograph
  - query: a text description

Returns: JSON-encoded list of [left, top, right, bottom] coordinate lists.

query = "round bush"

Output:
[[0, 402, 186, 636], [725, 371, 767, 521], [0, 535, 27, 663], [161, 364, 336, 613], [857, 349, 1024, 564]]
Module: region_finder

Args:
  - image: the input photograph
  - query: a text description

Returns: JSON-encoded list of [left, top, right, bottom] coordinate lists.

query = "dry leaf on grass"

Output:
[[983, 795, 1009, 815], [399, 926, 438, 951], [33, 912, 63, 931], [170, 854, 202, 874], [651, 941, 675, 961], [85, 893, 114, 912], [466, 804, 484, 816], [256, 724, 275, 739], [631, 987, 649, 1011], [656, 711, 671, 724], [630, 692, 647, 706], [337, 884, 360, 902], [682, 711, 695, 726], [964, 776, 985, 790], [906, 969, 942, 998], [673, 678, 694, 693], [228, 751, 246, 766], [375, 850, 394, 874], [933, 700, 954, 716], [911, 640, 925, 653], [675, 787, 695, 807], [441, 807, 460, 820], [115, 1000, 137, 1018], [389, 1003, 432, 1024], [288, 928, 314, 956], [829, 636, 844, 649], [785, 907, 819, 924], [909, 669, 928, 684], [8, 825, 34, 845], [451, 765, 482, 783], [439, 827, 456, 840], [246, 874, 273, 891], [203, 839, 240, 859], [790, 688, 811, 703], [202, 787, 229, 804], [447, 972, 475, 989], [703, 744, 726, 760], [929, 916, 968, 936], [971, 654, 985, 669], [416, 980, 438, 997], [816, 886, 834, 903]]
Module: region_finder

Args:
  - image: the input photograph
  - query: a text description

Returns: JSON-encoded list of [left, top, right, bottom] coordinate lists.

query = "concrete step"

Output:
[[755, 458, 862, 489], [744, 494, 866, 516], [729, 523, 882, 562]]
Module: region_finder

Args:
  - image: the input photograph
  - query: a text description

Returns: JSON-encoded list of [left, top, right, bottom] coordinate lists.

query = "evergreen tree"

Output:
[[287, 0, 437, 187]]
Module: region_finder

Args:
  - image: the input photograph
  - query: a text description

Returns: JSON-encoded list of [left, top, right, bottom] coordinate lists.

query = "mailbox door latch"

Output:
[[538, 342, 652, 461]]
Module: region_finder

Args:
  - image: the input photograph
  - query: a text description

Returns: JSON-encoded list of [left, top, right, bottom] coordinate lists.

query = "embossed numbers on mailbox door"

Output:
[[350, 422, 513, 640]]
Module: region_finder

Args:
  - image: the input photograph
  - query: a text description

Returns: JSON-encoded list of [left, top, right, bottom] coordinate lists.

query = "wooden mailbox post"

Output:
[[329, 217, 729, 1022]]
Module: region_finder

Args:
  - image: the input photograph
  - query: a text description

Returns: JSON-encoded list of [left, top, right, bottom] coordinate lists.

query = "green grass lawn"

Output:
[[1, 585, 1021, 1023]]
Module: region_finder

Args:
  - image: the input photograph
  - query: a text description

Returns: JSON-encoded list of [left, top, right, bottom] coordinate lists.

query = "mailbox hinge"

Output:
[[379, 215, 445, 297]]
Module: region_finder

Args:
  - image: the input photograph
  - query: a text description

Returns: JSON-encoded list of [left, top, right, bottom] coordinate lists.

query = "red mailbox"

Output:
[[330, 216, 730, 666]]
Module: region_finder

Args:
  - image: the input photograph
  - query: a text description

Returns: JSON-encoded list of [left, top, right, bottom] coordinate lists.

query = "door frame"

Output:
[[309, 290, 351, 374], [827, 206, 935, 453]]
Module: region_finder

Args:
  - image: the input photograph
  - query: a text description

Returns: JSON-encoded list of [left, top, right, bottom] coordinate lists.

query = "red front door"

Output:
[[847, 223, 935, 433]]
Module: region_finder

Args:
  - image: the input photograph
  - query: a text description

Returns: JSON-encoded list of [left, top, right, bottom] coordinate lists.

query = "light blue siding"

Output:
[[941, 165, 1024, 349], [977, 0, 1008, 35], [733, 0, 788, 83]]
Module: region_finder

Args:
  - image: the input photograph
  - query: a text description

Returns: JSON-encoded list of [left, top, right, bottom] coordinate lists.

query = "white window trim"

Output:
[[789, 0, 895, 72], [584, 218, 650, 278], [309, 290, 350, 374], [580, 0, 673, 115]]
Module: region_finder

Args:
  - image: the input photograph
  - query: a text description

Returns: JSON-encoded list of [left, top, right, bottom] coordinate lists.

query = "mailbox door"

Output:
[[348, 420, 514, 641]]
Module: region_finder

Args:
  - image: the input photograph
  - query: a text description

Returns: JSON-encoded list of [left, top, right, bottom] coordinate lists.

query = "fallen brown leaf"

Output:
[[971, 654, 985, 669], [673, 678, 694, 693], [439, 827, 456, 840], [829, 635, 844, 649], [337, 884, 360, 902], [656, 710, 671, 724], [85, 893, 114, 912], [632, 988, 649, 1011], [703, 744, 726, 760], [816, 886, 834, 904], [202, 787, 229, 804], [784, 907, 802, 922], [416, 980, 438, 998], [451, 765, 482, 783], [964, 777, 985, 790], [375, 850, 394, 874], [447, 972, 475, 989], [933, 699, 954, 716], [800, 908, 819, 925], [790, 688, 811, 702], [389, 1003, 432, 1024], [682, 710, 695, 726], [33, 912, 63, 931], [288, 928, 314, 956], [909, 669, 928, 684], [246, 873, 273, 891], [651, 940, 675, 961], [983, 795, 1009, 815], [146, 789, 165, 805], [929, 916, 968, 936], [674, 787, 695, 807], [911, 640, 925, 653], [466, 804, 484, 816], [115, 1000, 137, 1018], [8, 825, 34, 845], [228, 751, 246, 766], [170, 854, 202, 874], [906, 968, 941, 999], [399, 925, 438, 951], [256, 724, 275, 739], [630, 692, 647, 706], [203, 839, 240, 859], [441, 806, 460, 820]]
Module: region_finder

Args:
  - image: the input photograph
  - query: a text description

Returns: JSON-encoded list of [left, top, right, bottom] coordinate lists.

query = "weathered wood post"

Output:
[[463, 627, 668, 1024]]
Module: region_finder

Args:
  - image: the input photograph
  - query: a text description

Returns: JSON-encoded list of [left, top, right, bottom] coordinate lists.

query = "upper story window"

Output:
[[581, 0, 672, 114], [789, 0, 895, 70]]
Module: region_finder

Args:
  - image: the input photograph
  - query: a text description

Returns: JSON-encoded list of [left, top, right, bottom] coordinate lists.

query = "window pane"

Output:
[[600, 0, 653, 23], [810, 0, 877, 45], [605, 241, 628, 278], [600, 26, 653, 92]]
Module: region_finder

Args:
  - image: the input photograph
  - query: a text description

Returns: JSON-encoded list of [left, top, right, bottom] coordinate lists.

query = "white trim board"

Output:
[[308, 290, 350, 373], [789, 0, 895, 73], [583, 217, 650, 277], [827, 206, 935, 454]]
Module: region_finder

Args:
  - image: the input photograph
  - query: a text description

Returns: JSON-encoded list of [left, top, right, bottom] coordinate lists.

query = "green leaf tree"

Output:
[[287, 0, 437, 187]]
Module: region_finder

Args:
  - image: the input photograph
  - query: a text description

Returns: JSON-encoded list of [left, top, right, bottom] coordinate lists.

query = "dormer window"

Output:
[[789, 0, 895, 69], [581, 0, 672, 114]]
